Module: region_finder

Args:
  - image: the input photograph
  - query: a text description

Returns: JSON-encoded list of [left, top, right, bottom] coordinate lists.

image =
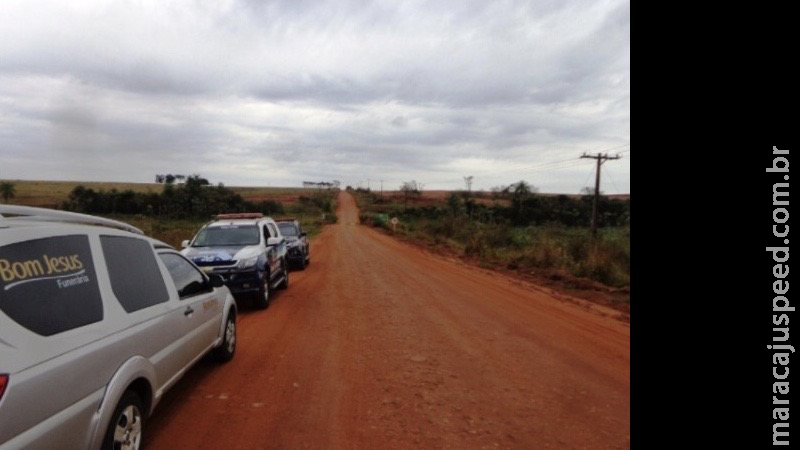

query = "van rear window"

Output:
[[100, 236, 169, 312], [0, 235, 103, 336]]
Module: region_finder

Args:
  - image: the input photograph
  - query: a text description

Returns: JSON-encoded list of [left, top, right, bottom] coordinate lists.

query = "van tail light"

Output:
[[0, 374, 7, 401]]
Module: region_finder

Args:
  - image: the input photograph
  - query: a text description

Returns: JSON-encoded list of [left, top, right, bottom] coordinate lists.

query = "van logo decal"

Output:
[[0, 235, 102, 337], [3, 269, 89, 291], [0, 254, 88, 291]]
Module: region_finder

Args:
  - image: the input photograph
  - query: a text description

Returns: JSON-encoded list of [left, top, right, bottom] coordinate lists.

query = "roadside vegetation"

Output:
[[0, 182, 16, 203], [354, 184, 630, 311], [1, 178, 337, 248]]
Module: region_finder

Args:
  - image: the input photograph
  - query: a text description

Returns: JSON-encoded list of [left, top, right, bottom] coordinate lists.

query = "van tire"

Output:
[[102, 390, 144, 450], [213, 311, 236, 362]]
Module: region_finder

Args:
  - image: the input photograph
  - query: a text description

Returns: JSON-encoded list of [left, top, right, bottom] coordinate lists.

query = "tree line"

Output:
[[62, 175, 284, 218], [366, 180, 629, 228], [437, 191, 628, 228]]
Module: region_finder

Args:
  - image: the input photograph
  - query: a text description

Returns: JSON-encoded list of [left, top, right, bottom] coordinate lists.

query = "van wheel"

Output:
[[103, 390, 144, 450], [254, 273, 270, 309], [213, 311, 236, 362]]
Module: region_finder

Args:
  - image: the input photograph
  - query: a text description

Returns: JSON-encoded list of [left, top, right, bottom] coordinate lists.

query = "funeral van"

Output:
[[0, 205, 238, 450]]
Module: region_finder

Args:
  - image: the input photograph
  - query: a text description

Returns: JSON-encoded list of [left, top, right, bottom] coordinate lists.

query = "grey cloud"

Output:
[[391, 116, 408, 127], [0, 0, 629, 193]]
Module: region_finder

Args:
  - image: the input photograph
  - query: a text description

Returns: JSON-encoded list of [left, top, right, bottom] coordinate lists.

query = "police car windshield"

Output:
[[278, 223, 298, 236], [192, 225, 260, 246]]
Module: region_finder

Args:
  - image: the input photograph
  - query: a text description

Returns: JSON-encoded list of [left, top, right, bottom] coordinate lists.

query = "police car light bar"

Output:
[[214, 213, 264, 220]]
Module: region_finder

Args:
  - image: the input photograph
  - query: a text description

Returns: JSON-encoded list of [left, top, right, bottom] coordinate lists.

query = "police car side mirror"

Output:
[[267, 237, 282, 246], [181, 240, 190, 249]]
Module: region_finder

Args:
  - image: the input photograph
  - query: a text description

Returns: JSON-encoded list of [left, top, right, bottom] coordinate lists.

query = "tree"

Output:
[[463, 175, 474, 193], [0, 182, 16, 203], [400, 180, 421, 209], [184, 174, 210, 188], [508, 181, 540, 225], [511, 180, 532, 200], [446, 193, 463, 216]]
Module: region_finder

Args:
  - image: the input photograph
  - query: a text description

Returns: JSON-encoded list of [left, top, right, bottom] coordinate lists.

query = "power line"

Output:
[[351, 143, 630, 190], [597, 143, 630, 153], [466, 143, 630, 177]]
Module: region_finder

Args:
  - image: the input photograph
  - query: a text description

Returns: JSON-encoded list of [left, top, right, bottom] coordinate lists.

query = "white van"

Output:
[[0, 205, 238, 450]]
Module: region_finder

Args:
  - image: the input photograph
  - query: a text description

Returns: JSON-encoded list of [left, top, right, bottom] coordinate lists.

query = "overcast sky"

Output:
[[0, 0, 629, 193]]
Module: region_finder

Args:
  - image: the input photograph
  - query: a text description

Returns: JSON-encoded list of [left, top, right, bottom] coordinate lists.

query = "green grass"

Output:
[[102, 214, 208, 248]]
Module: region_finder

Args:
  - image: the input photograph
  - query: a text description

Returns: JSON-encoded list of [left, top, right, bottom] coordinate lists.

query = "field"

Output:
[[1, 179, 336, 247], [2, 180, 163, 208]]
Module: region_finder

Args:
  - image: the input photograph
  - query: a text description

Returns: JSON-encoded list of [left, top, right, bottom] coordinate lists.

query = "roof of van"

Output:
[[0, 205, 172, 249], [0, 219, 173, 249]]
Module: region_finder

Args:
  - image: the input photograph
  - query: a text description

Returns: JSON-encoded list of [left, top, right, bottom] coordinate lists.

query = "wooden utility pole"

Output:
[[580, 152, 622, 238]]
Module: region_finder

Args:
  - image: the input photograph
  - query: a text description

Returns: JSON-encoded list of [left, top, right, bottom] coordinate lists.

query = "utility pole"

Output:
[[580, 152, 622, 238], [380, 180, 384, 200]]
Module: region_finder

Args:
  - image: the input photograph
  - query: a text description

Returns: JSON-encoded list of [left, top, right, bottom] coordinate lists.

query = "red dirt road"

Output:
[[145, 192, 630, 449]]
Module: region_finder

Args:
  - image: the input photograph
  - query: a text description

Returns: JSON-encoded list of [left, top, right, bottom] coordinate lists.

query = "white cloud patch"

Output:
[[0, 0, 629, 193]]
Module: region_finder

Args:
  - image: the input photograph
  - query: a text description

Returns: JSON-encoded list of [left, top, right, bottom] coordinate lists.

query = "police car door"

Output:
[[264, 223, 282, 278]]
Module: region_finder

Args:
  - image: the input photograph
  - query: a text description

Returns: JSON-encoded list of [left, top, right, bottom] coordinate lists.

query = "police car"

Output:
[[181, 213, 289, 309]]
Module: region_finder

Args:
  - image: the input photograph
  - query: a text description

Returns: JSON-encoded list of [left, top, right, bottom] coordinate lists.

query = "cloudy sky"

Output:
[[0, 0, 629, 193]]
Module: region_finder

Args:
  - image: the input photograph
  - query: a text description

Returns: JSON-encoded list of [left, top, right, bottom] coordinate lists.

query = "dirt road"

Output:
[[145, 192, 630, 449]]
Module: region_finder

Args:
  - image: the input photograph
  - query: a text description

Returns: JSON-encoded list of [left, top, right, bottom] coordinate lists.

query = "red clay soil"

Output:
[[144, 192, 630, 450]]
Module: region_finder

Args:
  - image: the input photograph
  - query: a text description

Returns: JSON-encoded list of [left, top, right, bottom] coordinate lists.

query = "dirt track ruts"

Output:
[[145, 191, 630, 449]]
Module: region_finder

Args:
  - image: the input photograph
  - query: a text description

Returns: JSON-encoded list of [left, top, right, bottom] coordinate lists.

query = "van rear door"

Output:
[[0, 231, 108, 449]]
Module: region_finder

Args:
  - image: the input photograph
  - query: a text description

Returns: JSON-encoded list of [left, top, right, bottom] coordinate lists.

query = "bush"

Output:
[[256, 200, 284, 215], [323, 212, 338, 224]]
